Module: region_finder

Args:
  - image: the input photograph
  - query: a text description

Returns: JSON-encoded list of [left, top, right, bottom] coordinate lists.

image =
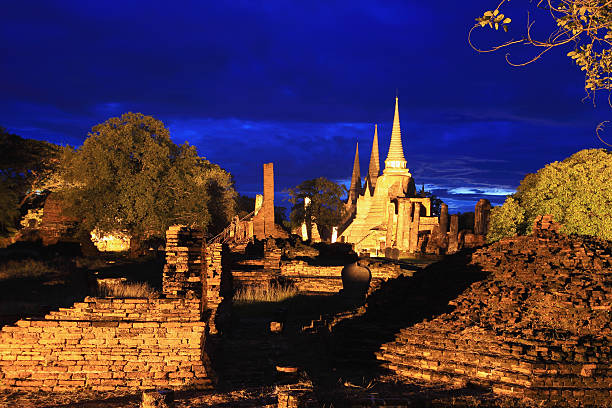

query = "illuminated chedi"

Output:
[[340, 97, 440, 256]]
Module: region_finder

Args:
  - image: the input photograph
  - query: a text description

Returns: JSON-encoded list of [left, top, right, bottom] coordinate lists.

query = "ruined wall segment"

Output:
[[0, 298, 213, 392], [377, 224, 611, 407], [163, 226, 205, 299], [0, 224, 227, 392]]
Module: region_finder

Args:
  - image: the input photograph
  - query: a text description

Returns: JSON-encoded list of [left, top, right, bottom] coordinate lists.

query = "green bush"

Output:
[[488, 149, 612, 242]]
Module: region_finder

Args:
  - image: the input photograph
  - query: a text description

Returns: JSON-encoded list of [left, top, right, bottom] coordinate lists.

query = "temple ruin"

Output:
[[340, 97, 440, 256]]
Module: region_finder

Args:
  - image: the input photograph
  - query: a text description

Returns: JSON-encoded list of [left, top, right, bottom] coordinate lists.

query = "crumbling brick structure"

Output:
[[0, 224, 222, 392], [39, 193, 79, 245], [252, 163, 287, 240], [0, 297, 214, 391], [376, 221, 611, 406]]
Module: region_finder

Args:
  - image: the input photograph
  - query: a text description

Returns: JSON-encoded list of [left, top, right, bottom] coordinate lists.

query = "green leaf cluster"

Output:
[[487, 149, 612, 242], [286, 177, 347, 238], [486, 196, 526, 243], [476, 9, 512, 32], [59, 113, 236, 241], [474, 1, 612, 98]]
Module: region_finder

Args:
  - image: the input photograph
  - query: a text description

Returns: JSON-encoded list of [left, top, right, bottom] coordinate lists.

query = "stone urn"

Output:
[[341, 261, 371, 298]]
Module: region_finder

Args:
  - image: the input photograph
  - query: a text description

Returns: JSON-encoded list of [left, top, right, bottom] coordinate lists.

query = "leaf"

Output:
[[503, 17, 511, 24], [495, 22, 499, 30], [503, 25, 508, 33], [484, 10, 493, 17], [493, 9, 499, 16]]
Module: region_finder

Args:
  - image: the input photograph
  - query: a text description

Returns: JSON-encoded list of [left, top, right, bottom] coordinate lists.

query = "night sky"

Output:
[[1, 1, 609, 213]]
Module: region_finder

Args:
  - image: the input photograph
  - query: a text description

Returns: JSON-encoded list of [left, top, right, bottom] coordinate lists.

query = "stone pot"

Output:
[[341, 261, 371, 298]]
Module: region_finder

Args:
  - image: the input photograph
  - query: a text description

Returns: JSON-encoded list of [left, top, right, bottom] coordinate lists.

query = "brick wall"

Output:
[[0, 297, 213, 392], [0, 224, 227, 392]]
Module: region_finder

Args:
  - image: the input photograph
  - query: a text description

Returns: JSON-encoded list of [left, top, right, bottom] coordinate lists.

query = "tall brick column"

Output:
[[385, 202, 395, 248], [409, 203, 421, 253], [474, 199, 492, 236], [448, 214, 459, 254], [254, 163, 277, 239], [439, 203, 448, 234], [263, 163, 275, 236], [163, 226, 204, 299]]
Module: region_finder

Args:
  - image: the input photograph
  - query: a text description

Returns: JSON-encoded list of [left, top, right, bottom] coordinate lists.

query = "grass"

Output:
[[233, 282, 298, 304], [97, 280, 158, 298], [0, 258, 59, 281]]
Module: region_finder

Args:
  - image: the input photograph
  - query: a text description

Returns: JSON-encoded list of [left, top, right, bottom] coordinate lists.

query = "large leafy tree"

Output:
[[287, 177, 346, 239], [0, 127, 61, 236], [59, 113, 236, 250], [487, 148, 612, 242]]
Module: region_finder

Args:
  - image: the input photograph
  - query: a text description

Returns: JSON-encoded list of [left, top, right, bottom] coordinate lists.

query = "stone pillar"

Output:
[[331, 227, 338, 243], [263, 163, 275, 236], [385, 202, 395, 248], [264, 238, 282, 274], [401, 202, 412, 250], [203, 243, 222, 329], [409, 202, 421, 253], [425, 225, 441, 254], [439, 203, 448, 234], [254, 194, 263, 215], [448, 214, 459, 254], [474, 199, 492, 236], [253, 163, 276, 239], [395, 200, 407, 250], [163, 225, 204, 299]]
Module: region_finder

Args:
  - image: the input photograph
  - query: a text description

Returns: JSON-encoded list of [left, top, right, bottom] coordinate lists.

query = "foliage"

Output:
[[487, 149, 612, 242], [0, 127, 61, 235], [486, 196, 526, 242], [0, 181, 20, 236], [286, 177, 347, 238], [233, 282, 298, 304], [59, 113, 236, 246], [471, 0, 612, 101], [97, 281, 158, 298]]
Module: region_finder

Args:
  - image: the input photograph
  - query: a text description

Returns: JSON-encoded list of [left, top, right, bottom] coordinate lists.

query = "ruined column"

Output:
[[395, 200, 406, 250], [439, 203, 448, 234], [474, 199, 492, 236], [409, 202, 421, 253], [263, 163, 275, 237], [385, 202, 395, 249], [448, 214, 459, 254], [401, 202, 412, 250]]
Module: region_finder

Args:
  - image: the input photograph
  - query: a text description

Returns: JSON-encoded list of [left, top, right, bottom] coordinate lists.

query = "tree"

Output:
[[286, 177, 347, 240], [0, 127, 61, 236], [59, 113, 236, 251], [486, 196, 526, 242], [471, 0, 611, 101], [487, 148, 612, 242]]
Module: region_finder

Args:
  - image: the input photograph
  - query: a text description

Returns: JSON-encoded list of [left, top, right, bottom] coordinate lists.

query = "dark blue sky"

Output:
[[1, 1, 609, 213]]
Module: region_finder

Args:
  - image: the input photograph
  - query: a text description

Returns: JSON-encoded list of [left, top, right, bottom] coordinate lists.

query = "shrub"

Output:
[[97, 280, 157, 298], [487, 149, 612, 242], [233, 282, 298, 304]]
